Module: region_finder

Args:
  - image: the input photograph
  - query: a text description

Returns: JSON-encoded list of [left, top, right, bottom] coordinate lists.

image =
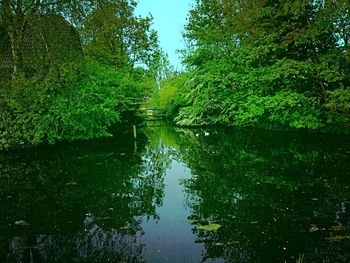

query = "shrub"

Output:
[[0, 62, 120, 149]]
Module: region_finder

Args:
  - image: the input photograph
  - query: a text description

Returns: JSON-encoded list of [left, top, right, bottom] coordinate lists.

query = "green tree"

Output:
[[176, 0, 350, 131], [0, 0, 91, 77], [82, 0, 158, 69], [0, 1, 165, 148]]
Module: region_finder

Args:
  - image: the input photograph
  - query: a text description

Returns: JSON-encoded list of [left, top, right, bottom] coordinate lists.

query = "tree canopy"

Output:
[[160, 0, 350, 132], [0, 0, 164, 149]]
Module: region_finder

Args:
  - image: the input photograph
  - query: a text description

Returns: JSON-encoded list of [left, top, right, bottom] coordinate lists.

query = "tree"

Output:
[[0, 1, 166, 148], [81, 0, 158, 69], [176, 0, 350, 130], [0, 0, 91, 77]]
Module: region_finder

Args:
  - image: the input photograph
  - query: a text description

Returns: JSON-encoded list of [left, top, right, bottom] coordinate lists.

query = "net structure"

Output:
[[0, 14, 82, 81]]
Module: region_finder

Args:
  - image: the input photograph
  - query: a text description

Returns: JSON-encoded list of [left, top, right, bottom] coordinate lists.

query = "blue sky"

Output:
[[135, 0, 194, 70]]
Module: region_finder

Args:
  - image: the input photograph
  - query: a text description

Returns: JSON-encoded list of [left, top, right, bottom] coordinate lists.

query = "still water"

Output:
[[1, 125, 350, 262]]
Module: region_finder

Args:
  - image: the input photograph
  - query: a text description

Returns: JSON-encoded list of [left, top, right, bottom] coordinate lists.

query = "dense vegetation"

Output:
[[152, 0, 350, 132], [1, 0, 350, 149], [0, 0, 162, 149]]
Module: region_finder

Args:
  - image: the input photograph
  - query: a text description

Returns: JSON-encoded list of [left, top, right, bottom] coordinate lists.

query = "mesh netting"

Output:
[[0, 14, 82, 81]]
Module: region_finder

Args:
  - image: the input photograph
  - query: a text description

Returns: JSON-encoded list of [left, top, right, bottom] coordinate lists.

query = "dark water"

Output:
[[1, 124, 350, 263]]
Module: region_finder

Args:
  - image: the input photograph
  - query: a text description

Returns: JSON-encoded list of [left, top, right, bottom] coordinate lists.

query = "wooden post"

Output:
[[133, 125, 137, 139], [134, 140, 137, 153], [133, 125, 137, 153]]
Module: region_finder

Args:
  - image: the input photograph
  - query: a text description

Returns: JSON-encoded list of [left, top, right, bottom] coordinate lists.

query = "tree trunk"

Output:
[[8, 28, 20, 78], [8, 17, 27, 79]]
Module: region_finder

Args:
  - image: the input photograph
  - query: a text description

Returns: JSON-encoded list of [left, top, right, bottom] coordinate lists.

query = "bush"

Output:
[[148, 72, 189, 120], [0, 61, 120, 149]]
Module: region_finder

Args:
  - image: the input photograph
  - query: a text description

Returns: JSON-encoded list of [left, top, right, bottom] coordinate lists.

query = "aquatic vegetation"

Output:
[[197, 224, 221, 231]]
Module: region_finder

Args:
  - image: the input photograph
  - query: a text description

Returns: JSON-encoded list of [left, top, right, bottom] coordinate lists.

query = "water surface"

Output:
[[1, 125, 350, 262]]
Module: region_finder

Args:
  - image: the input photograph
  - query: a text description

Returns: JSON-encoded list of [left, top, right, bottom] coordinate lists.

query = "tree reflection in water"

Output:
[[173, 127, 350, 263], [0, 132, 169, 263], [1, 126, 350, 262]]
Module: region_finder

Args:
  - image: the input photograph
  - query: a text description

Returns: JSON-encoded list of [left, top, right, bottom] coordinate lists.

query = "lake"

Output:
[[1, 124, 350, 262]]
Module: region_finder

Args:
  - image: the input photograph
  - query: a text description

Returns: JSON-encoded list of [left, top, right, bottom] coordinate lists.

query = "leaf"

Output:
[[309, 224, 319, 232], [326, 235, 350, 242], [215, 242, 224, 246], [330, 226, 349, 231], [197, 223, 221, 231], [309, 224, 326, 232], [14, 220, 29, 226]]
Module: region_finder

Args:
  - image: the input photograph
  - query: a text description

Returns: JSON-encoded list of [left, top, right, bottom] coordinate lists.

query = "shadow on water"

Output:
[[170, 127, 350, 262], [0, 131, 169, 263], [1, 124, 350, 262]]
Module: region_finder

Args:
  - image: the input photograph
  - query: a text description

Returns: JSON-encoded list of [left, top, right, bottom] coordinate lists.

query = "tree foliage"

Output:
[[0, 0, 91, 75], [172, 0, 350, 131], [0, 62, 117, 148], [82, 0, 158, 68], [0, 1, 163, 149], [149, 72, 189, 119]]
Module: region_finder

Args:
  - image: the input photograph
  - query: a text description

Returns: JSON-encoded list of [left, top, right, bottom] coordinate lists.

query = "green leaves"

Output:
[[81, 1, 159, 69], [170, 0, 350, 132], [14, 220, 29, 226], [197, 223, 221, 231], [0, 60, 145, 149]]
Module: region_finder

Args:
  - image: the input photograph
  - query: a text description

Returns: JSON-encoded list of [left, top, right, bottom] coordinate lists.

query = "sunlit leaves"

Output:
[[0, 61, 146, 149], [173, 0, 350, 132]]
